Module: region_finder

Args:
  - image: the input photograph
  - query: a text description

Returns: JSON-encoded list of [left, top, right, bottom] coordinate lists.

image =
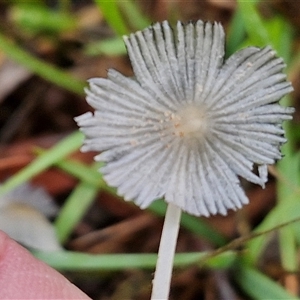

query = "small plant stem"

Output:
[[151, 203, 182, 300]]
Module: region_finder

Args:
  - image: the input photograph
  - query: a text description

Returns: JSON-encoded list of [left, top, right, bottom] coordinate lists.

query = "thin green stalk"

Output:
[[0, 32, 85, 95], [55, 169, 100, 244], [271, 17, 296, 275], [235, 264, 299, 300], [32, 250, 236, 272], [118, 0, 151, 31], [237, 0, 271, 47], [34, 148, 105, 189], [226, 8, 245, 56], [0, 131, 84, 196], [245, 192, 300, 263], [277, 118, 298, 273], [94, 0, 129, 35]]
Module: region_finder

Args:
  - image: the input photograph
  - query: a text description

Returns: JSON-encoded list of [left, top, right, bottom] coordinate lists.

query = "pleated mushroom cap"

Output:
[[76, 20, 294, 217]]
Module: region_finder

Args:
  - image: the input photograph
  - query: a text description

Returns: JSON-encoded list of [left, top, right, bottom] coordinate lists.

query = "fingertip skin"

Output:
[[0, 230, 91, 299]]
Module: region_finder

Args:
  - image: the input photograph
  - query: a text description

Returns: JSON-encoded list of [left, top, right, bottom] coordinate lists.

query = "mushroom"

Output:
[[76, 20, 294, 299]]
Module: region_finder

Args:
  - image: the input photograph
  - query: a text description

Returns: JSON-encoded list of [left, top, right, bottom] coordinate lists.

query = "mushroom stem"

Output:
[[151, 203, 182, 300]]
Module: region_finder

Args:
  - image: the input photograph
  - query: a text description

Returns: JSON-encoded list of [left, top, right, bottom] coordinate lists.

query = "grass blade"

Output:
[[94, 0, 129, 35], [235, 264, 299, 299], [0, 32, 85, 95], [55, 170, 100, 244], [0, 131, 84, 196], [237, 0, 271, 46], [118, 0, 151, 31], [33, 250, 235, 272]]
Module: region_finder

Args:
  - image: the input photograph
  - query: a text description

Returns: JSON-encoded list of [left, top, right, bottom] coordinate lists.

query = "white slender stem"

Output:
[[151, 203, 182, 300]]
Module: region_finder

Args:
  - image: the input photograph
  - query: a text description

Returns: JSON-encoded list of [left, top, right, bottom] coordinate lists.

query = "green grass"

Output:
[[33, 250, 236, 271], [0, 32, 85, 95]]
